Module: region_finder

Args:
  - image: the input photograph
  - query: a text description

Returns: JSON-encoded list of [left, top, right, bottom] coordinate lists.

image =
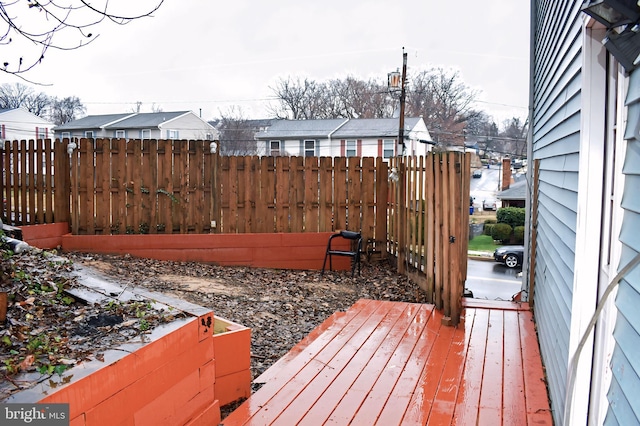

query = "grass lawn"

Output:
[[468, 234, 500, 253]]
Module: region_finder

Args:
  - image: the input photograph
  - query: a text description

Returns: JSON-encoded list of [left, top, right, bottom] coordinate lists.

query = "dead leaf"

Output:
[[19, 355, 35, 371], [18, 297, 36, 306]]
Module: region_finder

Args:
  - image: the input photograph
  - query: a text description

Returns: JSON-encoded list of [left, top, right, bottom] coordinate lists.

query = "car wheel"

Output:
[[505, 254, 519, 268]]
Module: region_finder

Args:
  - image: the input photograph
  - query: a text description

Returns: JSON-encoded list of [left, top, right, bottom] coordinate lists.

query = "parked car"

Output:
[[494, 245, 524, 268], [483, 198, 497, 210], [472, 169, 482, 178]]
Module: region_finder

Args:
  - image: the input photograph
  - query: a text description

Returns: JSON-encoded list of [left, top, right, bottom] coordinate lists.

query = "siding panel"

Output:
[[531, 1, 582, 423], [608, 70, 640, 425]]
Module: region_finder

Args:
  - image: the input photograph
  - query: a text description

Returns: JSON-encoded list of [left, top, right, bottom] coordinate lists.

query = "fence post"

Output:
[[397, 158, 407, 274]]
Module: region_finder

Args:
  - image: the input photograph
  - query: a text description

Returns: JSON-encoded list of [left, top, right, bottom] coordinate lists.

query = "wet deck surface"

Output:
[[221, 298, 552, 425]]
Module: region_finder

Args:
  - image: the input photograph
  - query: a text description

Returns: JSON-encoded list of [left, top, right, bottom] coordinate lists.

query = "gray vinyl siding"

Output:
[[606, 70, 640, 425], [531, 1, 583, 423]]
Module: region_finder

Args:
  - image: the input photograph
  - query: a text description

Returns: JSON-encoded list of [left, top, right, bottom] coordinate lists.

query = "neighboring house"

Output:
[[497, 179, 526, 208], [527, 1, 640, 425], [53, 111, 218, 141], [0, 108, 55, 142], [254, 117, 432, 158]]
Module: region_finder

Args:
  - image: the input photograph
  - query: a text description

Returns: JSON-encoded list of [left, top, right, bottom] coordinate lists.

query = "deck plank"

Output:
[[398, 308, 467, 425], [300, 304, 430, 424], [237, 300, 400, 425], [222, 299, 382, 425], [336, 304, 435, 425], [503, 310, 527, 425], [519, 310, 553, 424], [221, 299, 553, 426], [477, 309, 504, 425], [275, 301, 414, 425], [451, 308, 489, 425]]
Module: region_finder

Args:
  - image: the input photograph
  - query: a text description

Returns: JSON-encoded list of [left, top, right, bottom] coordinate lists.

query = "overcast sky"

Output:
[[5, 0, 530, 125]]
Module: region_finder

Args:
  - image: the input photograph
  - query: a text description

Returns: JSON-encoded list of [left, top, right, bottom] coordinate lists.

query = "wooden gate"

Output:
[[389, 152, 471, 325]]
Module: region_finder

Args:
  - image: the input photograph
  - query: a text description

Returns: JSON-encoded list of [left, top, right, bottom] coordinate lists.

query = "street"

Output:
[[470, 165, 501, 211], [465, 258, 523, 301]]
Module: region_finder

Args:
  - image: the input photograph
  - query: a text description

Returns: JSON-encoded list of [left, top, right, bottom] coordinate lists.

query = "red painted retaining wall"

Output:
[[20, 224, 352, 271]]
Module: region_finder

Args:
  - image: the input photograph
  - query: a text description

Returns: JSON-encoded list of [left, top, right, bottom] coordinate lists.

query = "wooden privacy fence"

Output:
[[2, 139, 469, 324], [0, 139, 70, 226], [218, 155, 388, 246], [388, 152, 471, 325], [68, 138, 216, 235]]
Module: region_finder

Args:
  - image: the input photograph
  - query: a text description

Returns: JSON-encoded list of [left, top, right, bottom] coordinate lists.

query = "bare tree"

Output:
[[326, 76, 394, 119], [0, 82, 52, 116], [268, 77, 323, 119], [405, 68, 480, 146], [499, 117, 528, 157], [0, 83, 36, 108], [49, 96, 86, 125], [269, 76, 395, 120], [0, 83, 85, 123], [214, 107, 258, 156], [1, 0, 164, 79]]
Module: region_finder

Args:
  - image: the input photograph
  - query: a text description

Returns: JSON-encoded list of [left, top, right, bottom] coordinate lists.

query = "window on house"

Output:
[[270, 140, 281, 156], [205, 133, 213, 141], [141, 129, 151, 140], [84, 131, 94, 139], [115, 130, 126, 139], [36, 127, 47, 139], [61, 132, 71, 140], [346, 140, 357, 157], [304, 140, 315, 157], [383, 139, 395, 158], [167, 130, 179, 139]]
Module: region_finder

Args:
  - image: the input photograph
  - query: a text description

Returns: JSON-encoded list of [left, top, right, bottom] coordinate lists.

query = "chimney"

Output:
[[502, 158, 511, 190]]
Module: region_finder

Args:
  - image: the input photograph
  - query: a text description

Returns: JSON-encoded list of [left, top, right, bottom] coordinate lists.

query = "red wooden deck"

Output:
[[221, 299, 552, 425]]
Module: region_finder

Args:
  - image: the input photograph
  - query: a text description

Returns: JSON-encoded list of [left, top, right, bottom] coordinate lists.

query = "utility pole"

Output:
[[398, 48, 407, 155], [397, 48, 408, 274]]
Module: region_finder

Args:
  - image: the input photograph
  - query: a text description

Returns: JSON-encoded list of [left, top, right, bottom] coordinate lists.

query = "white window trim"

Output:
[[304, 139, 315, 157], [84, 131, 94, 139], [346, 139, 357, 157], [383, 139, 394, 158], [270, 140, 281, 156], [115, 130, 126, 139], [141, 129, 151, 140]]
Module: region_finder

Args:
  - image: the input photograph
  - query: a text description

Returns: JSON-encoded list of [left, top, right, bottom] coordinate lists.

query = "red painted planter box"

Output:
[[3, 282, 252, 426]]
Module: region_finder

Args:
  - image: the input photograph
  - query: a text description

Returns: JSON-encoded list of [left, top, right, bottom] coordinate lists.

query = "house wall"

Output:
[[262, 136, 428, 159], [607, 70, 640, 425], [0, 108, 55, 141], [530, 2, 583, 423], [532, 2, 640, 425], [159, 113, 217, 140]]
